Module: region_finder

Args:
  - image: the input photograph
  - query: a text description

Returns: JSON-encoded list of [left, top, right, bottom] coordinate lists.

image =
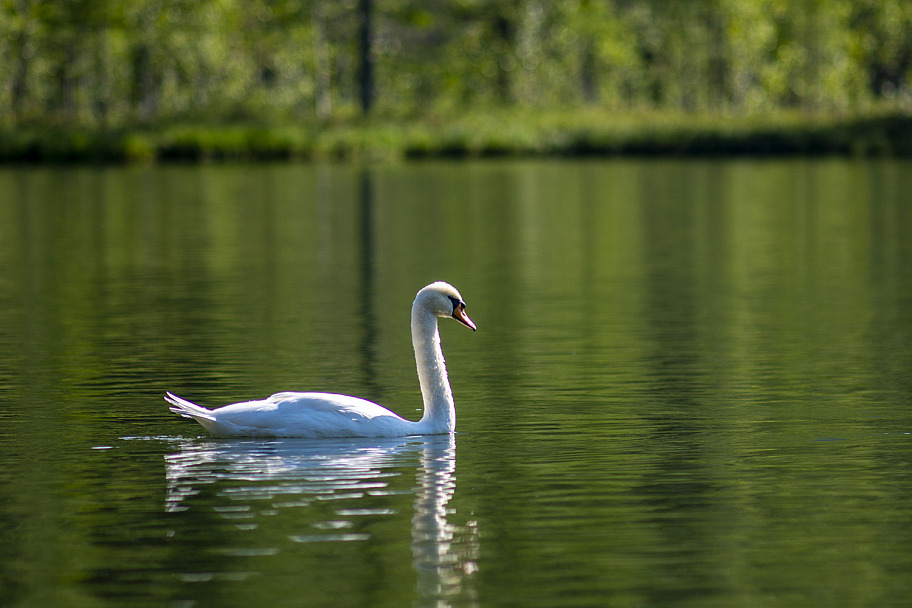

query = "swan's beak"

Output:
[[453, 307, 476, 331]]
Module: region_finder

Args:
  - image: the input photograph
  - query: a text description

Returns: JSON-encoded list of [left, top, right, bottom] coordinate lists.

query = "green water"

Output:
[[1, 160, 910, 607]]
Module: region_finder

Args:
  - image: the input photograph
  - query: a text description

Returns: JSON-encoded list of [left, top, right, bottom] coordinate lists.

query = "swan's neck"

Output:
[[412, 308, 455, 433]]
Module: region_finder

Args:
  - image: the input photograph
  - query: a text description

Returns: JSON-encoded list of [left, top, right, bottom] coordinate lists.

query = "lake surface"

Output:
[[1, 159, 910, 607]]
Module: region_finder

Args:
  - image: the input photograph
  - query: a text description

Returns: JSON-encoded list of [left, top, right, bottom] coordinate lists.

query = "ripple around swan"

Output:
[[289, 533, 372, 543]]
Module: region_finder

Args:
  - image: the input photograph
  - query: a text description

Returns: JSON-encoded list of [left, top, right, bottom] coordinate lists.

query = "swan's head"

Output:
[[415, 282, 476, 331]]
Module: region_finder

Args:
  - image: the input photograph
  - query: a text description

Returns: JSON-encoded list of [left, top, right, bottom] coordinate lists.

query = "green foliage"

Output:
[[1, 0, 911, 130]]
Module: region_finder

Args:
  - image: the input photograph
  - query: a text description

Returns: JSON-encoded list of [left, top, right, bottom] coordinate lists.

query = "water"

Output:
[[0, 159, 910, 607]]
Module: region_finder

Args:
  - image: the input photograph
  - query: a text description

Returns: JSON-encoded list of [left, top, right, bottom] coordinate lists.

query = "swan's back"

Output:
[[195, 392, 417, 438]]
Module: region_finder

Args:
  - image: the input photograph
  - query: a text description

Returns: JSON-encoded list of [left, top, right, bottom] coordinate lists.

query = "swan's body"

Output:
[[165, 282, 475, 438]]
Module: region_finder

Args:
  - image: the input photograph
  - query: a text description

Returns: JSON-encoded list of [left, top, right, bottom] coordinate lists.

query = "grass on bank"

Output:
[[1, 108, 910, 163]]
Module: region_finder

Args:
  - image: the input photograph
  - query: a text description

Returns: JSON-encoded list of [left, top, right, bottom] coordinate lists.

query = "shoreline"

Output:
[[2, 109, 910, 163]]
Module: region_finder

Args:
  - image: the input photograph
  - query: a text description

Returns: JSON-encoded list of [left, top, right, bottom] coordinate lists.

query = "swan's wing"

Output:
[[209, 392, 412, 438], [265, 392, 402, 418]]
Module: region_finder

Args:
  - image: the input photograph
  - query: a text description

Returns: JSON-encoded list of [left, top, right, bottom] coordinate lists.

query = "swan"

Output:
[[165, 281, 475, 438]]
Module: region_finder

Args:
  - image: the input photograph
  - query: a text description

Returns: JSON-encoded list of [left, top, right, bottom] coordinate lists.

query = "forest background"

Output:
[[2, 0, 911, 161]]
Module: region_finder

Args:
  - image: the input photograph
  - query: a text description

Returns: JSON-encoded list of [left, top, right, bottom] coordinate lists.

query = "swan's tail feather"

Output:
[[165, 392, 216, 421]]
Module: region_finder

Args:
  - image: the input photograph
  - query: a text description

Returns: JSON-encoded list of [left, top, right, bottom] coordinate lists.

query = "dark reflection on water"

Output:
[[356, 170, 383, 403], [0, 160, 910, 607]]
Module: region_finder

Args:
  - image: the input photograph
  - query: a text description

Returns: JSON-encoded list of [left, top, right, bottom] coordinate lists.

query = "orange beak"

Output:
[[453, 306, 476, 331]]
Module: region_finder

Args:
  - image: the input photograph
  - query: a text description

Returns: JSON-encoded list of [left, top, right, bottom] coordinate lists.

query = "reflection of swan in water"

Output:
[[412, 435, 479, 604], [164, 434, 478, 605], [164, 436, 413, 515]]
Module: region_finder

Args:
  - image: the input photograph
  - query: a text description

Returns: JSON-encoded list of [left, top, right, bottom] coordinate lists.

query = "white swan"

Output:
[[165, 281, 475, 438]]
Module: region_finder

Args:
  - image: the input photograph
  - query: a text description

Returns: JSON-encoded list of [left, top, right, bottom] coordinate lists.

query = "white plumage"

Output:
[[165, 281, 475, 438]]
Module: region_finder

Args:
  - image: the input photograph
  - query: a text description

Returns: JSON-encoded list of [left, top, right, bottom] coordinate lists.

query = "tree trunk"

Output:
[[494, 14, 513, 104], [93, 27, 110, 126], [11, 34, 32, 121], [357, 0, 374, 115], [312, 2, 332, 119], [10, 0, 34, 122], [54, 39, 78, 121], [580, 42, 598, 103]]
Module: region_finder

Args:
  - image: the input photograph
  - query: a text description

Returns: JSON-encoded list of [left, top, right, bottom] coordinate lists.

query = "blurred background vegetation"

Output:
[[2, 0, 911, 160]]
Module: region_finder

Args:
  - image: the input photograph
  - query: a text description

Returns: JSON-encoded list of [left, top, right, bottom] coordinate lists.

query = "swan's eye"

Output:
[[448, 295, 461, 312]]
